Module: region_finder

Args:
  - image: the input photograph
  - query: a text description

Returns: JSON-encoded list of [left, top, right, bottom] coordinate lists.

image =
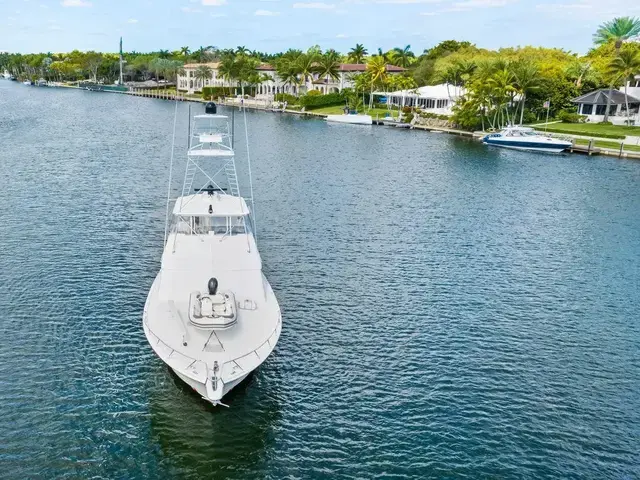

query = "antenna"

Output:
[[164, 101, 179, 245], [231, 108, 235, 149], [187, 103, 191, 148]]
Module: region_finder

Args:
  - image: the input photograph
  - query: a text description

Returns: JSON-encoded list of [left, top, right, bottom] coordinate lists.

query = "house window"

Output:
[[581, 104, 593, 115], [595, 104, 606, 115]]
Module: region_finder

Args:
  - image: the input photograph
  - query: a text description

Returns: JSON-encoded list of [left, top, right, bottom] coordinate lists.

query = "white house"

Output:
[[381, 84, 465, 116], [177, 62, 406, 96], [573, 88, 640, 126]]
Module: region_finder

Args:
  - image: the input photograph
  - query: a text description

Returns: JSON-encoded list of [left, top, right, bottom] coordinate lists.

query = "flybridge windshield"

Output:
[[175, 215, 249, 236]]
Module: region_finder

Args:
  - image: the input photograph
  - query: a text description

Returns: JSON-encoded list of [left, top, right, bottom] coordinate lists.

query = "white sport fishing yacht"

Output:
[[143, 103, 282, 406]]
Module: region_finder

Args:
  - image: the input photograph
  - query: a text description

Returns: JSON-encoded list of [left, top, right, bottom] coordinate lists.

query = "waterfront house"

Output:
[[573, 88, 640, 125], [381, 84, 465, 116], [177, 63, 406, 97]]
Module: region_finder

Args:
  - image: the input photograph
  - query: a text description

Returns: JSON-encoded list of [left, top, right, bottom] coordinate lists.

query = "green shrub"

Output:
[[201, 86, 229, 98], [306, 90, 322, 96], [558, 110, 585, 123], [420, 112, 450, 120], [402, 106, 412, 114], [404, 113, 414, 124], [299, 92, 346, 109], [536, 127, 624, 139], [598, 121, 613, 125], [201, 86, 258, 98], [274, 93, 298, 104]]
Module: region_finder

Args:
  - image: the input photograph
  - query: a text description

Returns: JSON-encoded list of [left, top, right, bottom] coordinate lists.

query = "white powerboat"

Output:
[[143, 103, 282, 406], [483, 126, 571, 153], [325, 113, 373, 125]]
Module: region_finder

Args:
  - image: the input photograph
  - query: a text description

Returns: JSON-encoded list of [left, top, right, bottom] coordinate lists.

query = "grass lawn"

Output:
[[535, 123, 640, 139], [310, 105, 400, 119], [574, 138, 640, 152]]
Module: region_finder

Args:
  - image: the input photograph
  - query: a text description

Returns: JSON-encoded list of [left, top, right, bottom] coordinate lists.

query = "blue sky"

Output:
[[1, 0, 639, 55]]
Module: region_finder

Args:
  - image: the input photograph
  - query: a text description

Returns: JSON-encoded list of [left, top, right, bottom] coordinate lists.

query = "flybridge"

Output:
[[182, 103, 240, 199]]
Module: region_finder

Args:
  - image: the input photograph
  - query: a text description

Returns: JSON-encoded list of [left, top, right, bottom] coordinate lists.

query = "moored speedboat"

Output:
[[22, 80, 32, 85], [143, 103, 282, 406], [326, 113, 373, 125], [483, 126, 571, 153]]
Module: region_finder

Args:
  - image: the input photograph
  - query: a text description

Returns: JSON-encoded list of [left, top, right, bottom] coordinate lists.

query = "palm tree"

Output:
[[295, 53, 318, 94], [608, 50, 640, 125], [236, 46, 249, 55], [196, 46, 213, 63], [314, 53, 340, 89], [566, 60, 595, 88], [157, 49, 170, 59], [275, 57, 302, 96], [180, 46, 190, 57], [376, 48, 390, 63], [348, 44, 367, 64], [593, 16, 640, 121], [390, 45, 414, 68], [164, 60, 184, 89], [218, 54, 236, 95], [194, 64, 212, 91], [512, 61, 542, 125], [366, 55, 388, 108], [487, 68, 516, 128]]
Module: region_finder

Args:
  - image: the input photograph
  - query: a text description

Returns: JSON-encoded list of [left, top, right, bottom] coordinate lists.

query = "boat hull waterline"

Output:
[[325, 114, 373, 125], [483, 138, 572, 153], [483, 127, 572, 153]]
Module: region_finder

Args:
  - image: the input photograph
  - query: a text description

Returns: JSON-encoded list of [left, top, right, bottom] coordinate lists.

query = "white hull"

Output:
[[173, 369, 249, 402], [143, 275, 282, 406], [326, 114, 373, 125], [483, 128, 571, 154], [143, 109, 281, 408], [486, 143, 568, 154]]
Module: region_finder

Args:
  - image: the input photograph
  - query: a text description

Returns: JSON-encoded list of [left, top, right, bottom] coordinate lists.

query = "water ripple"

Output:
[[0, 83, 639, 479]]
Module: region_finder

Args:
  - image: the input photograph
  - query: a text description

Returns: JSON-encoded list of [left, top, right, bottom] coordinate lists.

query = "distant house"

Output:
[[381, 84, 465, 116], [573, 83, 640, 126], [177, 63, 405, 96]]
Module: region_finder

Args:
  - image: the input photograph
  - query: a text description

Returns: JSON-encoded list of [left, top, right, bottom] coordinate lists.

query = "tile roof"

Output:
[[183, 62, 220, 69], [338, 63, 405, 72]]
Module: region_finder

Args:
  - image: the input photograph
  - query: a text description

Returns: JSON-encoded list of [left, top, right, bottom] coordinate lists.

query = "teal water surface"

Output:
[[0, 81, 639, 479]]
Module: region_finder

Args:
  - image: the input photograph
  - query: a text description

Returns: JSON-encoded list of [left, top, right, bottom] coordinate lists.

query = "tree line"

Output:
[[2, 17, 639, 129]]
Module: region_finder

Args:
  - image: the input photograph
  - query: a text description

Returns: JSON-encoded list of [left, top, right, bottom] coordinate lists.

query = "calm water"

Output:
[[0, 81, 639, 479]]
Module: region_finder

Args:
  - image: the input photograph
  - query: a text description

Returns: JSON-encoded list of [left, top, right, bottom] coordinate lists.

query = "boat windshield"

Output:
[[174, 215, 250, 236], [506, 129, 537, 137]]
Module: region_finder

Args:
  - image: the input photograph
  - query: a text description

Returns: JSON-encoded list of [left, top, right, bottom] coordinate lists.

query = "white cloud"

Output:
[[49, 24, 62, 30], [182, 6, 202, 12], [293, 2, 336, 8], [420, 11, 438, 14], [255, 9, 280, 15], [61, 0, 92, 6], [376, 0, 441, 3], [533, 0, 640, 20], [127, 18, 138, 23], [202, 0, 227, 5], [336, 33, 348, 38], [452, 0, 513, 8]]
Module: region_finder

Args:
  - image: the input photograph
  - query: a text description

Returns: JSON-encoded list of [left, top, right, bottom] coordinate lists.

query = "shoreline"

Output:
[[17, 82, 640, 160]]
